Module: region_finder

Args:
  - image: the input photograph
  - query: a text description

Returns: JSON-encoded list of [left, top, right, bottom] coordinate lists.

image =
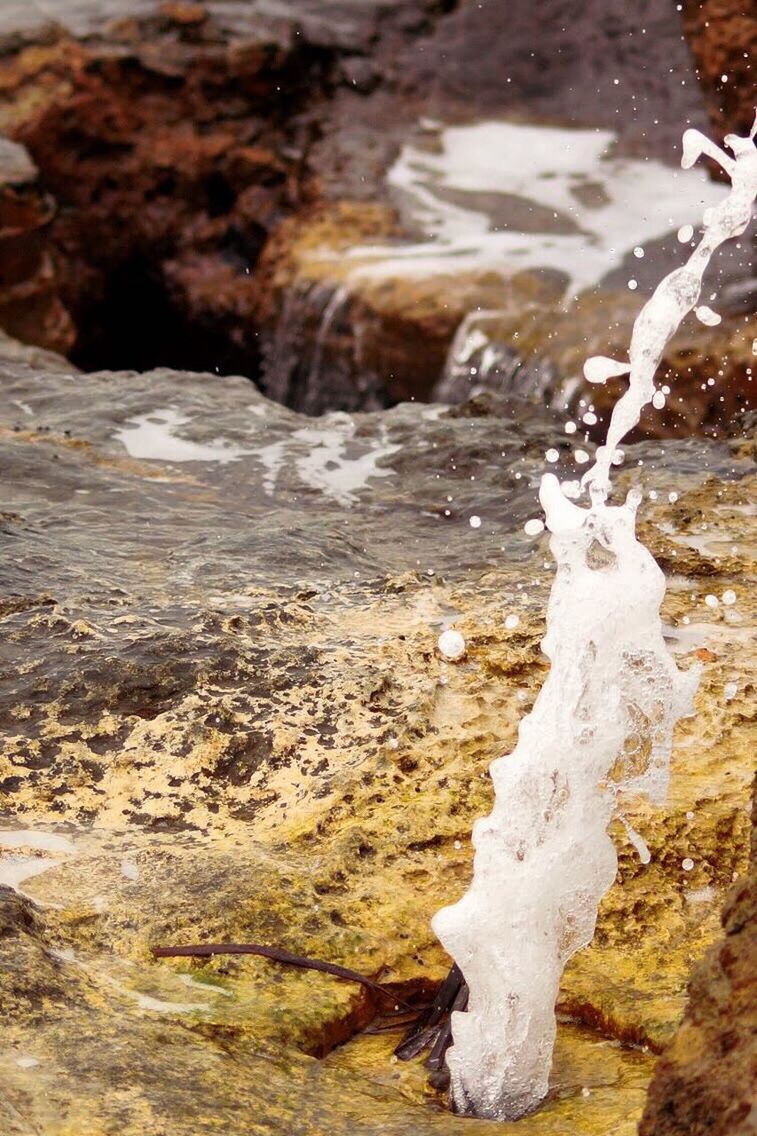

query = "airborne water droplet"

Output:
[[437, 630, 466, 660]]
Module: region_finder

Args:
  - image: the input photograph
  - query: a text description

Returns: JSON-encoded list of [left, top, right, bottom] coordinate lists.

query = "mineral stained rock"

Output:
[[0, 138, 73, 355], [0, 341, 754, 1134], [639, 784, 757, 1136], [682, 0, 757, 141]]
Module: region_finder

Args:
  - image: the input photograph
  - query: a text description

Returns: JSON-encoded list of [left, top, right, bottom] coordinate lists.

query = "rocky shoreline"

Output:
[[0, 343, 754, 1134]]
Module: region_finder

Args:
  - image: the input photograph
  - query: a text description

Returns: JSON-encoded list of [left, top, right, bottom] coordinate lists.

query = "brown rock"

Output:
[[682, 0, 757, 141], [160, 1, 207, 26], [639, 782, 757, 1136], [0, 137, 74, 354]]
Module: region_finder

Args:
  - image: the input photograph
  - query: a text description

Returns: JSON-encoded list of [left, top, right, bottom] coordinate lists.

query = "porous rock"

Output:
[[0, 343, 754, 1133]]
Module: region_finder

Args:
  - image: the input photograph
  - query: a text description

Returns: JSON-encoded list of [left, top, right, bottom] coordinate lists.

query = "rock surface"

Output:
[[0, 341, 754, 1134], [639, 783, 756, 1136], [3, 0, 753, 416], [682, 0, 757, 141], [0, 138, 73, 355]]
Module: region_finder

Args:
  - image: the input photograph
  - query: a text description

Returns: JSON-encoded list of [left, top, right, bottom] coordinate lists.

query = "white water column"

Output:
[[432, 117, 757, 1121]]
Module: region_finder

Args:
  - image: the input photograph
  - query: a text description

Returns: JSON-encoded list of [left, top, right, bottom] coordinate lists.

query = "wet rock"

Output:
[[434, 288, 755, 440], [0, 350, 754, 1133], [638, 783, 757, 1136], [255, 201, 566, 411], [0, 0, 733, 414], [682, 0, 757, 141], [0, 137, 74, 355]]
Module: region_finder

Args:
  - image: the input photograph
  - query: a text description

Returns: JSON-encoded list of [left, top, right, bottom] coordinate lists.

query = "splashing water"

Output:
[[432, 118, 757, 1121]]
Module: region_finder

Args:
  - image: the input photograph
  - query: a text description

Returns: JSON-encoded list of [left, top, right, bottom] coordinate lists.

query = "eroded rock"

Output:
[[0, 346, 754, 1133], [2, 0, 747, 417], [0, 138, 74, 355], [639, 783, 757, 1136]]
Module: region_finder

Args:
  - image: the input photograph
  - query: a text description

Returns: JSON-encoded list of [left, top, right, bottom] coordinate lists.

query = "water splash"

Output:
[[583, 114, 757, 492], [431, 118, 757, 1121]]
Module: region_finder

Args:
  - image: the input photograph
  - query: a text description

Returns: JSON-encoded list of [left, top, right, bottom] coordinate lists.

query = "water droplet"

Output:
[[682, 858, 695, 871], [633, 246, 645, 258], [652, 390, 666, 409], [545, 448, 560, 463], [437, 630, 466, 660], [704, 594, 719, 608], [724, 682, 738, 701], [505, 614, 520, 630], [677, 224, 694, 243], [469, 515, 482, 529], [627, 279, 638, 290], [564, 420, 577, 434], [524, 518, 545, 537], [695, 305, 721, 326], [721, 589, 736, 605]]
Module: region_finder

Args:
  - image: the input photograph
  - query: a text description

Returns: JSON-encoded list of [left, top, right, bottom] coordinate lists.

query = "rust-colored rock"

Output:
[[0, 0, 728, 414], [0, 23, 324, 376], [682, 0, 757, 140], [639, 782, 757, 1136], [0, 137, 74, 354]]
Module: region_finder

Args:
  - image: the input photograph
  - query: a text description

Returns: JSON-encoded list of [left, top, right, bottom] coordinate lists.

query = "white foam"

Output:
[[584, 117, 757, 490], [0, 829, 76, 893], [115, 408, 252, 465], [253, 415, 399, 506], [339, 122, 726, 294]]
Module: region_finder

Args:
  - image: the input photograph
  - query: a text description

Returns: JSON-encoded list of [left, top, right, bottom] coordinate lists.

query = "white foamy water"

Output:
[[342, 121, 726, 294], [115, 406, 398, 506], [116, 408, 253, 464], [433, 119, 756, 1121], [584, 116, 757, 490], [254, 414, 399, 506]]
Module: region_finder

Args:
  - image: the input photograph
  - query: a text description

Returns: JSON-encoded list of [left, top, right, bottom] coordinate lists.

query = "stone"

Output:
[[682, 0, 757, 141], [638, 784, 756, 1136], [0, 137, 74, 355], [0, 0, 743, 416], [255, 201, 565, 412], [0, 344, 754, 1133], [438, 288, 756, 441]]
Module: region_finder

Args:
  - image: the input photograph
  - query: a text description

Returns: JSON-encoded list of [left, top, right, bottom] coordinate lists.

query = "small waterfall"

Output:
[[260, 280, 386, 416], [434, 308, 558, 407], [261, 279, 333, 410], [306, 284, 350, 401]]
